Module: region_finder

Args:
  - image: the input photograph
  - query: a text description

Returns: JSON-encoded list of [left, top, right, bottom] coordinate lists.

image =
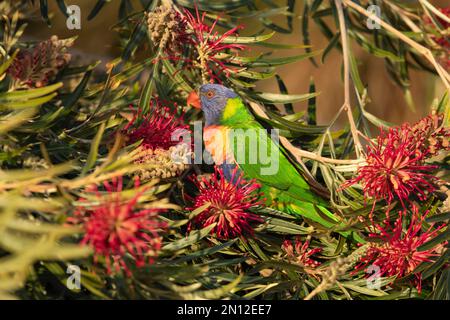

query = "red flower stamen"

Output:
[[342, 121, 439, 219], [187, 166, 263, 239], [123, 100, 190, 151], [282, 238, 322, 268], [182, 6, 246, 82], [68, 176, 167, 275], [355, 207, 446, 293]]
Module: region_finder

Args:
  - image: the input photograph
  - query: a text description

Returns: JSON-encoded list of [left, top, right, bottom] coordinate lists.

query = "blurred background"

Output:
[[23, 0, 449, 126]]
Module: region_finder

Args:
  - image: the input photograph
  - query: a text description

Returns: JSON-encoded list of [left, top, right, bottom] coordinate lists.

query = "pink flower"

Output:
[[355, 207, 446, 292], [282, 238, 322, 268], [187, 166, 263, 239], [122, 100, 190, 151], [68, 176, 167, 275]]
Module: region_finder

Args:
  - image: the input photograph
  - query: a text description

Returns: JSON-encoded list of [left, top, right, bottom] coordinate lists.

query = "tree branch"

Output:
[[342, 0, 450, 89], [335, 0, 364, 159]]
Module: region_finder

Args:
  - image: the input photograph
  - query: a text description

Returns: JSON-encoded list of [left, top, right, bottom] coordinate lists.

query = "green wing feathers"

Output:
[[223, 98, 360, 239]]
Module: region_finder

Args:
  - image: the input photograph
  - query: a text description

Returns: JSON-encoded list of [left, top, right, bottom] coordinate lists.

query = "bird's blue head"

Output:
[[188, 84, 238, 126]]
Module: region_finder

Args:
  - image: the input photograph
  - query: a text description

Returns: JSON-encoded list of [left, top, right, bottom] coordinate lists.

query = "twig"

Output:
[[311, 100, 347, 176], [419, 0, 450, 25], [335, 0, 364, 158], [384, 1, 421, 33], [342, 0, 450, 89], [303, 245, 369, 300], [281, 138, 363, 165], [304, 256, 349, 300], [248, 102, 363, 165]]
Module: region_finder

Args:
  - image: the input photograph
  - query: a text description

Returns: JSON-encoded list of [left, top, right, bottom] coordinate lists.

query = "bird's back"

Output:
[[212, 97, 325, 205]]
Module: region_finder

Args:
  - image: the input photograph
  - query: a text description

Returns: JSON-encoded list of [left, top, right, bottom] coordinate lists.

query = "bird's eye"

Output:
[[206, 90, 215, 99]]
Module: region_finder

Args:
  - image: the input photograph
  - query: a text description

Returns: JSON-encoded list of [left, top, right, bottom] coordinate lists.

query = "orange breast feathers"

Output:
[[203, 125, 235, 165]]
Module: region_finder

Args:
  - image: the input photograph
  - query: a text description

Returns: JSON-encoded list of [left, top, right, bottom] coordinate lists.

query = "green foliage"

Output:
[[0, 0, 448, 300]]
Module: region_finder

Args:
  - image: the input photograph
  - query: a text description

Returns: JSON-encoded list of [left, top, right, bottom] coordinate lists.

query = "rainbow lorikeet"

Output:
[[187, 84, 360, 240]]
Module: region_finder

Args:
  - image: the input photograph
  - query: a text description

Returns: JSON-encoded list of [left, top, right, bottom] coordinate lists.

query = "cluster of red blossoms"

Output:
[[68, 176, 166, 275], [122, 100, 190, 151], [182, 7, 246, 81], [356, 207, 446, 292], [345, 114, 449, 292], [187, 168, 323, 270], [188, 166, 263, 239], [344, 114, 448, 218]]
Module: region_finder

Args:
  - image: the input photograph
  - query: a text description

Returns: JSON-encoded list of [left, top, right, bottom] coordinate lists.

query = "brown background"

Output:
[[24, 0, 450, 127]]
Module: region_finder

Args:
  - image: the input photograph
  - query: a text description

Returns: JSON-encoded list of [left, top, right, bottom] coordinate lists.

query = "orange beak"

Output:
[[187, 90, 201, 109]]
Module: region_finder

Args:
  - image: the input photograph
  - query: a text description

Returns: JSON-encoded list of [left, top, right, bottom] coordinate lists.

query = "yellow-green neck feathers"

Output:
[[220, 97, 254, 126]]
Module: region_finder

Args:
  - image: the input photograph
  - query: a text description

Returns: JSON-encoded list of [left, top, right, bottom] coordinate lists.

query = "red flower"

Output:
[[343, 124, 438, 217], [187, 166, 263, 239], [123, 100, 190, 151], [183, 6, 246, 82], [411, 114, 449, 156], [356, 207, 446, 292], [68, 176, 167, 275], [282, 238, 322, 268], [8, 36, 73, 88]]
